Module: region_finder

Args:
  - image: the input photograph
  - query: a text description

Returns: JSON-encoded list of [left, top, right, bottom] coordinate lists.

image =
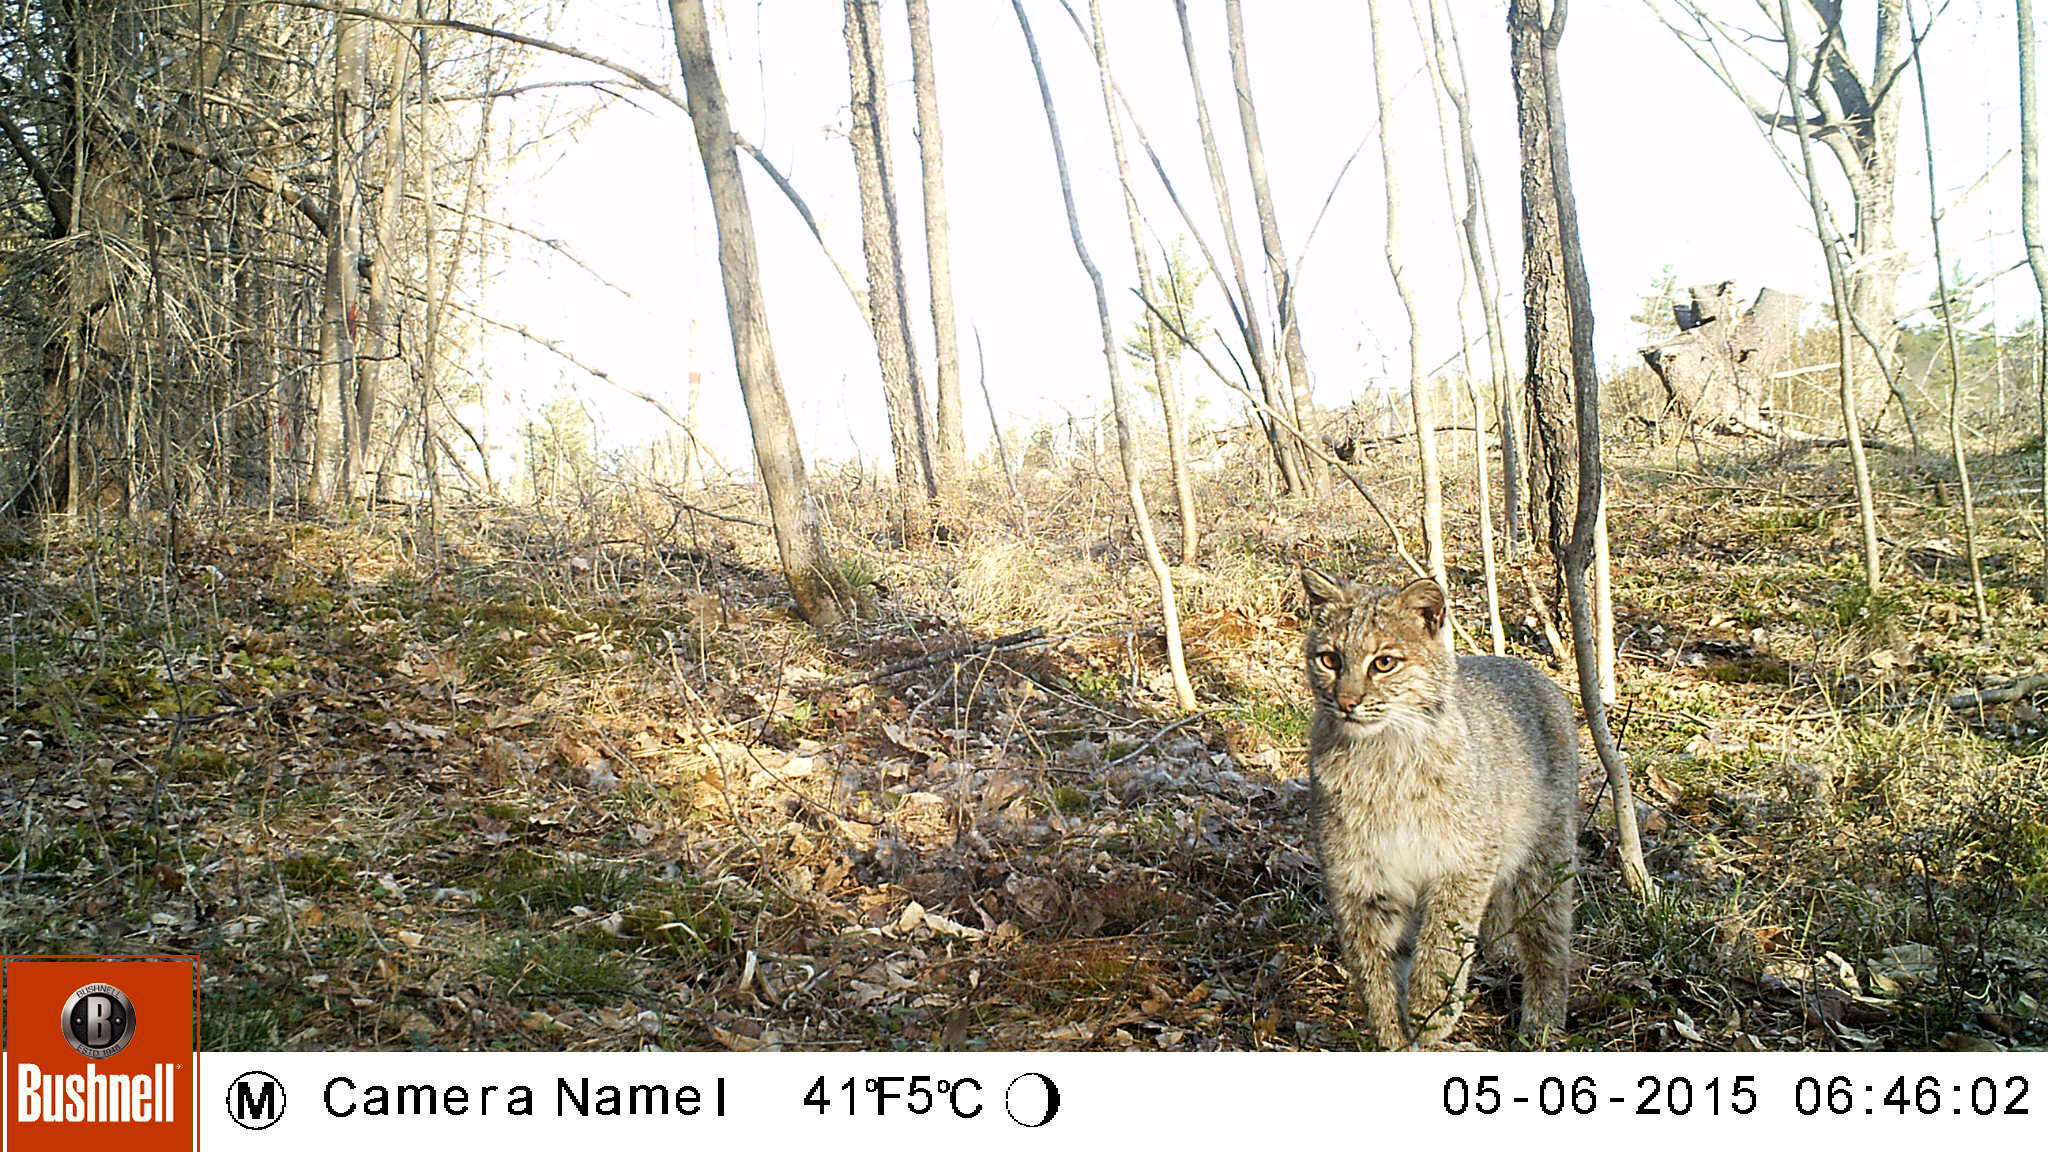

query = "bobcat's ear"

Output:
[[1394, 578, 1447, 634], [1301, 566, 1350, 613]]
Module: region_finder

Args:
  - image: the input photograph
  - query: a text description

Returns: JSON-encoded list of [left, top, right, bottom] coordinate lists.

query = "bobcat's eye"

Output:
[[1315, 651, 1342, 672], [1370, 653, 1399, 674]]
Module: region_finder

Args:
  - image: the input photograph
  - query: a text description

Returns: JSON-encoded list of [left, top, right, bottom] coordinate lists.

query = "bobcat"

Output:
[[1301, 569, 1576, 1049]]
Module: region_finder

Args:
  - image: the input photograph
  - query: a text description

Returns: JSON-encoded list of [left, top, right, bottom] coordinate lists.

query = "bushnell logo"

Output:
[[61, 982, 137, 1059], [3, 955, 198, 1151]]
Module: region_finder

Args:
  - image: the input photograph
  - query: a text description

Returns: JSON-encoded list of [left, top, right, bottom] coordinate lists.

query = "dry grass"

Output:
[[0, 432, 2044, 1051]]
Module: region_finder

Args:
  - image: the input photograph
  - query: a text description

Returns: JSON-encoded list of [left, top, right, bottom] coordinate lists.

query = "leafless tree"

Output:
[[1426, 0, 1524, 559], [1511, 0, 1653, 898], [1226, 0, 1320, 490], [1910, 2, 1987, 636], [1087, 4, 1201, 567], [671, 0, 856, 628], [1779, 0, 1885, 591], [906, 0, 966, 495], [1412, 0, 1505, 653], [1171, 0, 1304, 494], [1367, 0, 1448, 604], [1654, 0, 1913, 429], [844, 0, 936, 541], [2021, 0, 2048, 591], [1017, 0, 1196, 711]]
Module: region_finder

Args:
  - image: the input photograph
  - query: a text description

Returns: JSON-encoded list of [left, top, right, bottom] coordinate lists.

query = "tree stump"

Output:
[[1640, 282, 1803, 435]]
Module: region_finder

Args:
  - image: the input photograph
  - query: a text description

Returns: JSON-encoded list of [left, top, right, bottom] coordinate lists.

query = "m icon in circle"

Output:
[[228, 1071, 286, 1131]]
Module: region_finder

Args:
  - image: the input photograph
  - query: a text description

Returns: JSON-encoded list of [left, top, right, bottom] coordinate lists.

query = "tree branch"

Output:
[[271, 0, 692, 117], [0, 102, 69, 233], [1134, 287, 1429, 582], [732, 133, 867, 316], [94, 101, 331, 232]]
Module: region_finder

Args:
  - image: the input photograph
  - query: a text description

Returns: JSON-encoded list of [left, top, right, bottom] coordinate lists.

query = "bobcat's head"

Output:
[[1301, 569, 1453, 741]]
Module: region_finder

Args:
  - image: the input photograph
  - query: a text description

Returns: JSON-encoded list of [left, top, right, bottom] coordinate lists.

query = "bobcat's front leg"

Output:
[[1328, 884, 1409, 1050], [1408, 869, 1492, 1047]]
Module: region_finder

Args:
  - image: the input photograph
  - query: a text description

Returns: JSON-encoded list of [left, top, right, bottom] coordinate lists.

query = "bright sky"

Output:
[[480, 0, 2030, 471]]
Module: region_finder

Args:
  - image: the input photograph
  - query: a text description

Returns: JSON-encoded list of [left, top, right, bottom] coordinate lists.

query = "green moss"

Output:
[[1051, 785, 1093, 815], [164, 745, 237, 782], [278, 853, 357, 896], [1702, 657, 1792, 686]]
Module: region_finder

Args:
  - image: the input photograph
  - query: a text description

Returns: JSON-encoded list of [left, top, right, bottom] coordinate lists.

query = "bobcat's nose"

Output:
[[1335, 693, 1360, 711]]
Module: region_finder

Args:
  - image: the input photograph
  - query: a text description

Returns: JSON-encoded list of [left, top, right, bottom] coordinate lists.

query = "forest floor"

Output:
[[3, 436, 2046, 1052]]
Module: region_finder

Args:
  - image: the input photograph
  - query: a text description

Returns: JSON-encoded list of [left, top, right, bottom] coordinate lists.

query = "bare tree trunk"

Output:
[[1094, 2, 1199, 569], [1020, 0, 1195, 711], [845, 0, 936, 542], [671, 0, 855, 629], [1413, 0, 1503, 652], [1367, 1, 1447, 609], [1911, 6, 1989, 637], [1512, 0, 1652, 898], [363, 23, 406, 509], [1172, 0, 1302, 494], [1781, 0, 1883, 591], [1849, 1, 1908, 429], [1225, 0, 1320, 490], [312, 14, 364, 508], [1427, 0, 1522, 559], [1157, 273, 1200, 565], [1468, 373, 1506, 655], [1593, 496, 1615, 705], [906, 0, 966, 495], [335, 14, 369, 504], [2020, 0, 2048, 596], [415, 2, 442, 569]]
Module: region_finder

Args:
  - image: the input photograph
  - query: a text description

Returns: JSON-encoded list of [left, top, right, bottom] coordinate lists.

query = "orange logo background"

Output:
[[2, 956, 198, 1152]]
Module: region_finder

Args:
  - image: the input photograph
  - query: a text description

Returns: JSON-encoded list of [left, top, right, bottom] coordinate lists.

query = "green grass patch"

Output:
[[0, 830, 88, 875], [483, 852, 648, 918], [1826, 584, 1904, 641], [202, 975, 327, 1050], [1229, 699, 1308, 744], [485, 931, 633, 1003], [1748, 508, 1829, 542]]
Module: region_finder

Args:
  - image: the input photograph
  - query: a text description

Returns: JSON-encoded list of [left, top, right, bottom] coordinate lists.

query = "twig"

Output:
[[664, 496, 766, 529], [841, 627, 1052, 687], [1945, 673, 2048, 711], [1105, 710, 1212, 769], [116, 690, 312, 727]]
